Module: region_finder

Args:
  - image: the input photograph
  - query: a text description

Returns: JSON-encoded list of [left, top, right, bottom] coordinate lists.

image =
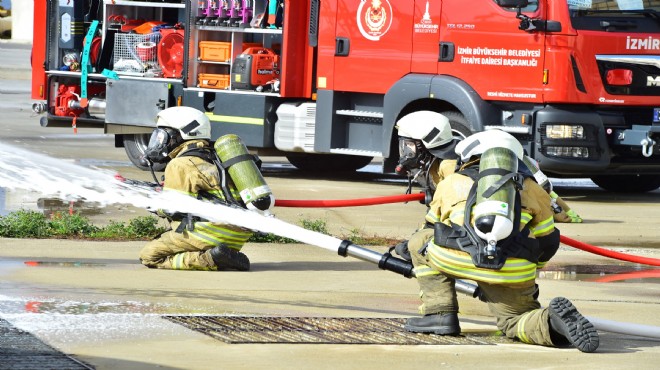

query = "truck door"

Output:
[[331, 0, 415, 94], [439, 1, 547, 101]]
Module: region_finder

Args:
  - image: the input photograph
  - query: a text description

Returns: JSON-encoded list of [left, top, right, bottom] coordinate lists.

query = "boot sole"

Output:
[[549, 297, 599, 353], [404, 324, 460, 336]]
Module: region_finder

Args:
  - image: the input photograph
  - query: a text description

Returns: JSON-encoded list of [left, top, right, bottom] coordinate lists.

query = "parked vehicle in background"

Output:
[[31, 0, 660, 192]]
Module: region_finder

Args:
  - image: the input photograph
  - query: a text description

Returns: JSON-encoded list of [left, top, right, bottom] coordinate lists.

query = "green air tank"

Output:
[[214, 134, 273, 212]]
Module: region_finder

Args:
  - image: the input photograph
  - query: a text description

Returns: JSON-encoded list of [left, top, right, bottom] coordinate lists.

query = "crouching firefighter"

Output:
[[404, 129, 599, 353], [138, 106, 274, 271]]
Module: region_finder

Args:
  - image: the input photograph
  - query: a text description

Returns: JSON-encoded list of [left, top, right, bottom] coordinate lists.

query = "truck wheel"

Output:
[[590, 174, 660, 193], [123, 134, 166, 172], [440, 111, 472, 139], [286, 153, 373, 172]]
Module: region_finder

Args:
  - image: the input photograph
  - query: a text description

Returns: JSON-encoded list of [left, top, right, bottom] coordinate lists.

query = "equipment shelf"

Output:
[[102, 1, 185, 9]]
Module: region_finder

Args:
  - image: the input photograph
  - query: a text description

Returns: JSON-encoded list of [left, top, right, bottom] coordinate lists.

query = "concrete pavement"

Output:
[[1, 238, 659, 370]]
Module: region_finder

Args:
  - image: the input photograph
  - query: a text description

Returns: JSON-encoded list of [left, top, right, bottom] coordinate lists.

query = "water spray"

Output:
[[0, 143, 410, 275]]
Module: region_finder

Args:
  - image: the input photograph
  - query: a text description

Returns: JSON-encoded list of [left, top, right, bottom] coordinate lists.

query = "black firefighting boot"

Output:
[[209, 245, 250, 271], [404, 313, 461, 335], [548, 297, 599, 353]]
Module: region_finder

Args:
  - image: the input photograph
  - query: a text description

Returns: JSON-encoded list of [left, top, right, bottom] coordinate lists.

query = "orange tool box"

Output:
[[198, 41, 231, 62], [198, 73, 230, 89]]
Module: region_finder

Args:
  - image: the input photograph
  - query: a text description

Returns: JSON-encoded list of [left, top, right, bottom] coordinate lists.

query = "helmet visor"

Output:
[[398, 138, 419, 161], [396, 138, 424, 175], [144, 128, 172, 163]]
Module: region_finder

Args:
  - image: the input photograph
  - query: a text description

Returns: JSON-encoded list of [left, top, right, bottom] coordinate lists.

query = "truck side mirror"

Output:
[[495, 0, 529, 7]]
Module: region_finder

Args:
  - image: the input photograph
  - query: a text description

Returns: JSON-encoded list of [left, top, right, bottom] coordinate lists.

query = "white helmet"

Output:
[[454, 129, 524, 162], [144, 107, 212, 164], [156, 106, 211, 140], [396, 111, 456, 159]]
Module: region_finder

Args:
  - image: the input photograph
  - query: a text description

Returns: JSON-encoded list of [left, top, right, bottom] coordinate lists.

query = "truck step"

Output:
[[330, 148, 382, 157], [335, 110, 384, 119]]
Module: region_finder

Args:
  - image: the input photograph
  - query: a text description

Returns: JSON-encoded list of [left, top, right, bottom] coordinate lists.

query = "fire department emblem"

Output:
[[357, 0, 393, 41]]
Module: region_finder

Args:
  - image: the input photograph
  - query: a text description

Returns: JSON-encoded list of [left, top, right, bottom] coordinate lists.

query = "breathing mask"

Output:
[[395, 137, 428, 176], [143, 127, 182, 164]]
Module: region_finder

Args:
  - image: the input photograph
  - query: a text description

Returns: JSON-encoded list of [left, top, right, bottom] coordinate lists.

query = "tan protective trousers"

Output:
[[139, 225, 217, 271], [408, 228, 555, 346]]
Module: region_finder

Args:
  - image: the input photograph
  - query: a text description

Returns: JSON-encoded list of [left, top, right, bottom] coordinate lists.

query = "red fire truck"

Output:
[[31, 0, 660, 192]]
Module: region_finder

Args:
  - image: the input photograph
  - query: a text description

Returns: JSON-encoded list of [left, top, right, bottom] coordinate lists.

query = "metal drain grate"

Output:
[[0, 318, 93, 369], [164, 316, 513, 345]]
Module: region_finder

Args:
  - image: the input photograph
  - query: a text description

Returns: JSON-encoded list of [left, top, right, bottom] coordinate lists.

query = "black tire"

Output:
[[590, 174, 660, 193], [123, 134, 167, 172], [286, 153, 373, 172], [440, 111, 472, 139]]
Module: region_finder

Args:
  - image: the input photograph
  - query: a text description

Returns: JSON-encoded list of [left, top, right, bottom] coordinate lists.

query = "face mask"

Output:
[[395, 138, 425, 176], [144, 128, 177, 164]]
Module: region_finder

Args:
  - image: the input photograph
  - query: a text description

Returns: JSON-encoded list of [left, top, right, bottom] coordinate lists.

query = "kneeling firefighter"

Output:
[[138, 106, 274, 271], [402, 128, 599, 352]]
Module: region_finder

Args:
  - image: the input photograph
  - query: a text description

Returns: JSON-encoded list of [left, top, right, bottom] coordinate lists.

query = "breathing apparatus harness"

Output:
[[433, 164, 539, 270], [167, 142, 267, 233]]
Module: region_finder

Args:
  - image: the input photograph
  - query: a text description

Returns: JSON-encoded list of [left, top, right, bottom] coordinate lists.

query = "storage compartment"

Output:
[[198, 73, 230, 89], [106, 79, 170, 126], [199, 41, 231, 62], [275, 102, 317, 152]]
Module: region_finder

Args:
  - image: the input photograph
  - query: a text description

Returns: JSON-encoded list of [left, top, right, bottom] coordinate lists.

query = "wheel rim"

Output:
[[134, 134, 150, 157]]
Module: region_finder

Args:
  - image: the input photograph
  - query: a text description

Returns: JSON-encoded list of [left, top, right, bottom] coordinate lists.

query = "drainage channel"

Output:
[[164, 316, 515, 345], [0, 318, 93, 370]]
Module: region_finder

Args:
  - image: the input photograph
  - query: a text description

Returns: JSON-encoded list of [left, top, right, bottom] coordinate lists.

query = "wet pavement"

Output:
[[1, 239, 659, 370]]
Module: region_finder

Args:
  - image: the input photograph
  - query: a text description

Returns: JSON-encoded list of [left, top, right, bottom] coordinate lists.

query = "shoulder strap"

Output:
[[179, 144, 216, 164]]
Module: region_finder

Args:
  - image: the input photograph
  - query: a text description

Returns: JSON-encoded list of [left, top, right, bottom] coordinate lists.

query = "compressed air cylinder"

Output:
[[473, 147, 518, 255], [214, 134, 274, 211], [522, 155, 550, 190]]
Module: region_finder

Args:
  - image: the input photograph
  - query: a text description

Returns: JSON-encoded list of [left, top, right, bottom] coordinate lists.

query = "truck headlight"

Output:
[[545, 146, 590, 158], [545, 125, 585, 139]]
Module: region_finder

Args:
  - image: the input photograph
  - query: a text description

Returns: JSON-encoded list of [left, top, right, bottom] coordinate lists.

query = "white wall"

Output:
[[12, 0, 33, 43]]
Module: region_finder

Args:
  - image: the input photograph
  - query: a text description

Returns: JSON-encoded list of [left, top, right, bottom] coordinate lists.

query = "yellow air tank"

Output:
[[214, 134, 274, 212], [473, 147, 518, 258]]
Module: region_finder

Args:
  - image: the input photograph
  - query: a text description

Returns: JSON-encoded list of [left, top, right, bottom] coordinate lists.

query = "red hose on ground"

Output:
[[590, 269, 660, 283], [274, 192, 425, 207], [560, 235, 660, 267]]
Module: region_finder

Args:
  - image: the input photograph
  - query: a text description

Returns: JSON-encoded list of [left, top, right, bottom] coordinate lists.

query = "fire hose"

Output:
[[274, 193, 427, 207], [560, 235, 660, 267], [274, 193, 660, 267]]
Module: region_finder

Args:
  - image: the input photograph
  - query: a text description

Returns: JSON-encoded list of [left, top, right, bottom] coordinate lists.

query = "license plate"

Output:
[[654, 108, 660, 124]]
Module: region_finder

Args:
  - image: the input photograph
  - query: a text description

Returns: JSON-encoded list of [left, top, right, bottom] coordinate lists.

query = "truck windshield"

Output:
[[568, 0, 659, 16], [567, 0, 660, 31]]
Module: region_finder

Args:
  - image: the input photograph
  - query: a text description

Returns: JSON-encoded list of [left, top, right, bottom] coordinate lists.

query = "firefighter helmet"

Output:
[[396, 111, 456, 159], [144, 107, 212, 164], [454, 130, 524, 162], [155, 106, 211, 140]]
